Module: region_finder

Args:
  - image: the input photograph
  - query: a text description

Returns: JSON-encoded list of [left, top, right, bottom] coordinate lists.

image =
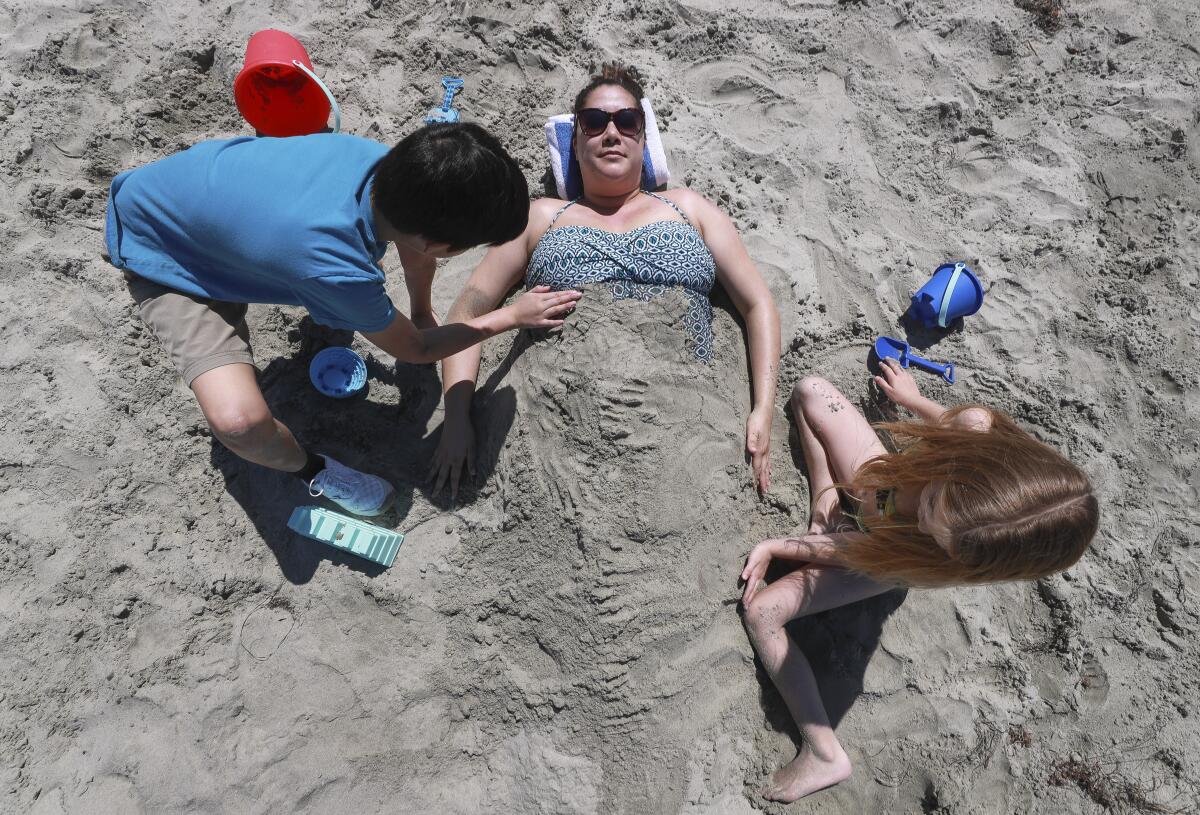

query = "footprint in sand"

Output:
[[1079, 652, 1109, 708], [240, 601, 296, 661], [60, 26, 111, 72]]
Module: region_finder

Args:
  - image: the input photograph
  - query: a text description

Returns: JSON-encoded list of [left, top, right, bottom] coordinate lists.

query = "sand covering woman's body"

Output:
[[429, 64, 780, 497], [739, 359, 1099, 802]]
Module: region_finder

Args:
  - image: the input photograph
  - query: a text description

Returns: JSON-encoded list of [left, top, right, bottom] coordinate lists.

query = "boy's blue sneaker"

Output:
[[308, 456, 395, 516]]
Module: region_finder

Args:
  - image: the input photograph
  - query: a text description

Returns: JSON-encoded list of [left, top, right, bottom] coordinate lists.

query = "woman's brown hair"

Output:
[[836, 405, 1099, 588], [573, 62, 645, 113]]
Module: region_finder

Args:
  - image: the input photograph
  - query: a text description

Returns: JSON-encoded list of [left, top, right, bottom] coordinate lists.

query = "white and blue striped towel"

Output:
[[544, 98, 670, 200]]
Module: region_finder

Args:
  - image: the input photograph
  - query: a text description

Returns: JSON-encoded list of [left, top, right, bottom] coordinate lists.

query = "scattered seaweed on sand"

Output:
[[1048, 755, 1177, 813], [1016, 0, 1065, 31], [1008, 725, 1033, 748]]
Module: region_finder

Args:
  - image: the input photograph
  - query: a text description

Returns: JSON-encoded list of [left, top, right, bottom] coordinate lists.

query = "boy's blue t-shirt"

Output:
[[105, 134, 395, 332]]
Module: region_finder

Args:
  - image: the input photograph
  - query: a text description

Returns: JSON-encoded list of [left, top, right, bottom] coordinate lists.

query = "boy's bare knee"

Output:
[[208, 405, 273, 448]]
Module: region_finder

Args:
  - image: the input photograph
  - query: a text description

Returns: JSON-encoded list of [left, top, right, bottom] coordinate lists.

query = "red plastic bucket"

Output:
[[233, 30, 338, 137]]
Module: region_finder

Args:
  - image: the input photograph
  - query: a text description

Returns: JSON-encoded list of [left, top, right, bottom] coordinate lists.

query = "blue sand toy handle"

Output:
[[874, 336, 955, 384], [906, 351, 956, 384], [439, 76, 464, 110], [425, 76, 465, 123], [936, 262, 965, 328], [290, 60, 341, 134]]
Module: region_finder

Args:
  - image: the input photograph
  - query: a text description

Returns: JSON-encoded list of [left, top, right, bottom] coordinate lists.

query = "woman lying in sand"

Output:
[[429, 63, 780, 498], [739, 359, 1099, 803]]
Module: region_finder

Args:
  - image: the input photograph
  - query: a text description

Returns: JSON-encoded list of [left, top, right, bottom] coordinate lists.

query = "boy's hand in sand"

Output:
[[740, 541, 775, 606], [506, 285, 581, 330], [874, 358, 921, 408], [746, 407, 772, 493]]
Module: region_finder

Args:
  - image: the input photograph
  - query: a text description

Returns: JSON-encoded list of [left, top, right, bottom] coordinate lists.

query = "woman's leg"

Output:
[[743, 564, 891, 802]]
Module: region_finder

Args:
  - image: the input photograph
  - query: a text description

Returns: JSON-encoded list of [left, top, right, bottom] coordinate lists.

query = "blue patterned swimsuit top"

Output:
[[526, 191, 717, 362]]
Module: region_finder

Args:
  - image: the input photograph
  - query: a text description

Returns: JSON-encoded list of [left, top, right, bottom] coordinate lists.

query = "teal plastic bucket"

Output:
[[907, 262, 983, 329]]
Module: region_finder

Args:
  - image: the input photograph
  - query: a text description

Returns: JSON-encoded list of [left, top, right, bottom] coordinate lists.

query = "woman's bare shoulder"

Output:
[[658, 187, 709, 210], [531, 197, 566, 217], [526, 197, 569, 246], [659, 187, 723, 225]]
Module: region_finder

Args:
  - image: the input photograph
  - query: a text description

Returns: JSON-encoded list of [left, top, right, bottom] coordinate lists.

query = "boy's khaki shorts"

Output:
[[124, 272, 256, 386]]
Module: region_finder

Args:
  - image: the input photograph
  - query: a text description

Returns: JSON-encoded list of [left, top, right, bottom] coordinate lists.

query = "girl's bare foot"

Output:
[[762, 744, 852, 803]]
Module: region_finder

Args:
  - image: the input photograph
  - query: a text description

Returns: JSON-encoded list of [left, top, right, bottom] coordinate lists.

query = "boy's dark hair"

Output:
[[573, 63, 646, 113], [373, 123, 529, 249]]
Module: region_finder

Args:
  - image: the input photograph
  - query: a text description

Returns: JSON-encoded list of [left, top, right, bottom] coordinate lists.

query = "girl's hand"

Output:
[[740, 540, 775, 606], [506, 286, 582, 330], [874, 357, 922, 408], [746, 407, 772, 494]]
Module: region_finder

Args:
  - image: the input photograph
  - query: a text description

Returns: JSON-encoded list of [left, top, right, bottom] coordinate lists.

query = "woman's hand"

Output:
[[874, 357, 922, 409], [428, 415, 476, 501], [746, 407, 772, 493], [505, 285, 581, 330], [740, 540, 775, 606]]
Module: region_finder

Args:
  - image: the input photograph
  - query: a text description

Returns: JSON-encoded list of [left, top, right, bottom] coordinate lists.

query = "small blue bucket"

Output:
[[309, 347, 367, 398], [907, 262, 984, 329]]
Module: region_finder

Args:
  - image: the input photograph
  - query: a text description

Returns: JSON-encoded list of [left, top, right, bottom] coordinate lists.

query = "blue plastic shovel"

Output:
[[874, 336, 956, 384], [425, 77, 465, 123]]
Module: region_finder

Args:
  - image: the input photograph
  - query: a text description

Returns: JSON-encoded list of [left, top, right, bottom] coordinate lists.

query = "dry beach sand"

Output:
[[1, 0, 1199, 812]]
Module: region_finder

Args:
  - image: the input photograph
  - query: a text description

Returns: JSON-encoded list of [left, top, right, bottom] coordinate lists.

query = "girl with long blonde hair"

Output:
[[739, 359, 1099, 802]]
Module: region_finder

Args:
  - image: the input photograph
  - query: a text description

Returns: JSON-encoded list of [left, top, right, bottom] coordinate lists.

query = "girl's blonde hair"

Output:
[[838, 406, 1099, 588]]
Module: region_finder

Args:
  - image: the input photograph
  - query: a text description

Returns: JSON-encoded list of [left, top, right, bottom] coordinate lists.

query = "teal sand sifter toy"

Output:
[[907, 261, 984, 329], [287, 506, 405, 567]]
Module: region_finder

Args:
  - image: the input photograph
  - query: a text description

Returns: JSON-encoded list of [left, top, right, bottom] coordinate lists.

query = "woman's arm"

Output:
[[429, 200, 566, 497], [672, 190, 781, 493], [438, 239, 532, 410], [395, 241, 439, 330]]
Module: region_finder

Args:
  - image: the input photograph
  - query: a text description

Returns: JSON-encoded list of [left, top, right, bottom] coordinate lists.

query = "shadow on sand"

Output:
[[212, 318, 527, 584], [752, 585, 908, 743]]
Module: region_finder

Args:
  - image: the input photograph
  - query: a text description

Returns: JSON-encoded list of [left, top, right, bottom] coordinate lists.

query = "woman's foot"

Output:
[[762, 744, 852, 803]]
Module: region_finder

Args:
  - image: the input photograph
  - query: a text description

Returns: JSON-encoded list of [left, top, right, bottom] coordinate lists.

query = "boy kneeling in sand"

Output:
[[105, 124, 580, 515]]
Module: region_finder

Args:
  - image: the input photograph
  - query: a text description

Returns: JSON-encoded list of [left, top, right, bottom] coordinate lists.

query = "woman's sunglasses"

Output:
[[575, 107, 645, 138]]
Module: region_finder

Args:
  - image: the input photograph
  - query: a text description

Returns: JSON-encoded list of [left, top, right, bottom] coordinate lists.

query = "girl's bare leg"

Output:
[[792, 377, 887, 505], [741, 378, 891, 802], [743, 565, 890, 802], [790, 386, 842, 533]]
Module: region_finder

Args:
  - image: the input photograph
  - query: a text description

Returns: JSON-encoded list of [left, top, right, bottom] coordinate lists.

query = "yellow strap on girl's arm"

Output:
[[883, 489, 897, 518]]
